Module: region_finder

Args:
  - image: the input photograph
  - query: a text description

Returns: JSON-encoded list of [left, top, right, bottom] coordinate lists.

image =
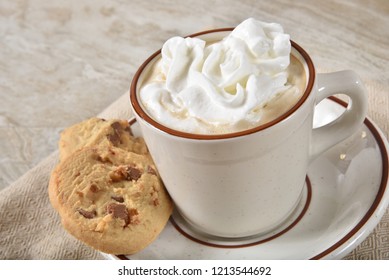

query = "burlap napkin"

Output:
[[0, 81, 388, 259]]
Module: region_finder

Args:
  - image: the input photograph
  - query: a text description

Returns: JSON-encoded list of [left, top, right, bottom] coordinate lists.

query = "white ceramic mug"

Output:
[[130, 28, 367, 238]]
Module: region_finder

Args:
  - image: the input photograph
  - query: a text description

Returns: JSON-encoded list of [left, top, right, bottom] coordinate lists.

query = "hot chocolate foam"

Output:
[[139, 18, 306, 134]]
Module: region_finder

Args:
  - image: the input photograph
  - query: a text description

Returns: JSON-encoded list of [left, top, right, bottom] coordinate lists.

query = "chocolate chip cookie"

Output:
[[49, 145, 173, 255], [59, 118, 148, 161]]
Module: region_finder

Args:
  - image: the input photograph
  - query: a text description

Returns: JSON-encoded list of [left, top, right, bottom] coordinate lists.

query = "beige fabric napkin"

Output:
[[0, 81, 388, 259]]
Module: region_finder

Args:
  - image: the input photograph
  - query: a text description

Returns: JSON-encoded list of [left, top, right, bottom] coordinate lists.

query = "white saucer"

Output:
[[104, 97, 389, 260]]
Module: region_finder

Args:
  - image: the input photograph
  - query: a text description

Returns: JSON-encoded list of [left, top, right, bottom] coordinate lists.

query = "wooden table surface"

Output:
[[0, 0, 388, 259]]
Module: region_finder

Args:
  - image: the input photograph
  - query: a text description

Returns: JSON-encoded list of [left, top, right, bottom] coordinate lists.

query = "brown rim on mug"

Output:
[[130, 28, 316, 140]]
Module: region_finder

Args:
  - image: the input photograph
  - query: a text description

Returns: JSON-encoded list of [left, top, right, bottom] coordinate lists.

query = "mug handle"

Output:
[[309, 70, 368, 161]]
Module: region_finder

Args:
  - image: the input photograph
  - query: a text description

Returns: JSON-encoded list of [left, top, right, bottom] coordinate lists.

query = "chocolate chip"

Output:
[[77, 209, 96, 219], [125, 167, 141, 181], [111, 196, 124, 203], [110, 122, 122, 131], [106, 122, 125, 146], [107, 133, 120, 146], [110, 166, 142, 182], [106, 203, 129, 225]]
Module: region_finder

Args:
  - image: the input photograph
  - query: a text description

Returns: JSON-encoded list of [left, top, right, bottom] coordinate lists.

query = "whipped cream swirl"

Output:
[[139, 18, 295, 134]]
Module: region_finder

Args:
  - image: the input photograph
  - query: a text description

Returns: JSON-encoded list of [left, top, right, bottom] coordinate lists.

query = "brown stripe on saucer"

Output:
[[310, 96, 389, 259], [128, 118, 136, 126]]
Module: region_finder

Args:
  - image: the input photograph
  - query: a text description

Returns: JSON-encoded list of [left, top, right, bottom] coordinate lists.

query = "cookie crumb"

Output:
[[96, 155, 113, 164], [147, 166, 157, 175], [129, 208, 140, 224]]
